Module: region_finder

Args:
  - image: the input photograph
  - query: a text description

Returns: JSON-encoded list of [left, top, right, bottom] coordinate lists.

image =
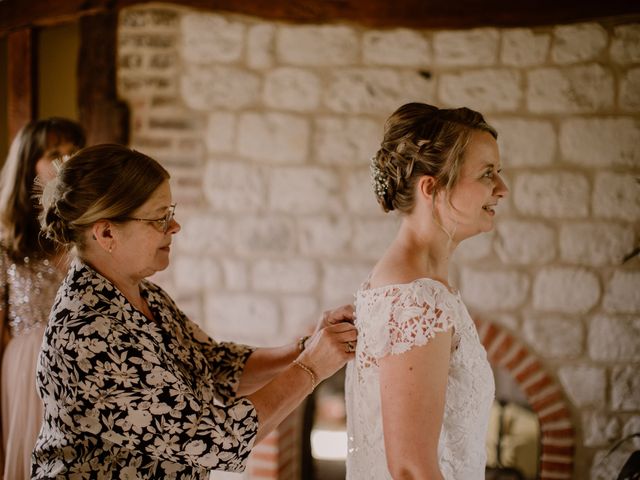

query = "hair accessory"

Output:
[[370, 155, 389, 198], [292, 359, 317, 392]]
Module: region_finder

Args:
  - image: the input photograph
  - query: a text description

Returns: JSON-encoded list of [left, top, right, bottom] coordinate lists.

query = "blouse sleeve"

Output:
[[368, 282, 456, 359], [155, 286, 255, 404], [40, 307, 259, 473], [180, 315, 254, 403]]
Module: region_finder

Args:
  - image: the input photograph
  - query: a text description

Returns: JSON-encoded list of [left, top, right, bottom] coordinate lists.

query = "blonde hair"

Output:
[[371, 103, 497, 214], [40, 144, 170, 251]]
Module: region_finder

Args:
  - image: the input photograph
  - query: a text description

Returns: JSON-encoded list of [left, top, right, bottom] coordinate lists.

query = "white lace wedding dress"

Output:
[[345, 278, 495, 479]]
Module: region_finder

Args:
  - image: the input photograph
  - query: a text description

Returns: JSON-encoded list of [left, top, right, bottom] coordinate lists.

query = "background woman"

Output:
[[0, 118, 85, 479], [34, 143, 357, 478], [345, 103, 509, 479]]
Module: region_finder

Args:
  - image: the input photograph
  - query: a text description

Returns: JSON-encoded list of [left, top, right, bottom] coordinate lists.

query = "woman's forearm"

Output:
[[247, 362, 314, 442], [237, 343, 300, 396]]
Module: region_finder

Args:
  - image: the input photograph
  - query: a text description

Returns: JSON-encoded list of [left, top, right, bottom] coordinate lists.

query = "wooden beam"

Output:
[[1, 0, 640, 33], [7, 28, 36, 140], [77, 12, 129, 145]]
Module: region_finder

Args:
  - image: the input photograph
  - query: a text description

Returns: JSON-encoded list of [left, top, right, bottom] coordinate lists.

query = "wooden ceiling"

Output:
[[1, 0, 640, 34]]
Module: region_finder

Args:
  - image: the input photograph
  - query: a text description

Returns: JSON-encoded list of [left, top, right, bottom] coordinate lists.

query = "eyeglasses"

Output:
[[121, 203, 176, 234]]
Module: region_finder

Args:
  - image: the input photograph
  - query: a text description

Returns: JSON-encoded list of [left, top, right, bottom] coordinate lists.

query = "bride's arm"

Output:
[[379, 329, 452, 480]]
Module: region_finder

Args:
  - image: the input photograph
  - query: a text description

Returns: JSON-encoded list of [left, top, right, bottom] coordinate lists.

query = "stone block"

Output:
[[454, 232, 494, 261], [533, 267, 600, 314], [180, 13, 245, 64], [591, 448, 635, 480], [433, 28, 499, 66], [495, 220, 556, 265], [560, 117, 640, 168], [174, 213, 231, 255], [205, 293, 280, 344], [523, 315, 583, 358], [552, 23, 607, 64], [622, 416, 640, 449], [593, 173, 640, 222], [345, 168, 387, 215], [325, 68, 435, 114], [588, 315, 640, 361], [251, 258, 318, 293], [263, 68, 321, 111], [603, 271, 640, 314], [620, 68, 640, 111], [119, 33, 177, 50], [558, 365, 606, 408], [181, 66, 260, 110], [439, 69, 522, 112], [611, 365, 640, 411], [118, 75, 177, 99], [363, 29, 430, 66], [513, 172, 589, 218], [560, 223, 635, 267], [281, 295, 319, 337], [220, 258, 248, 290], [298, 216, 352, 257], [205, 112, 236, 153], [501, 28, 550, 66], [460, 269, 529, 310], [352, 218, 398, 260], [237, 112, 309, 164], [313, 116, 382, 166], [203, 160, 266, 213], [323, 263, 374, 306], [119, 6, 179, 30], [247, 24, 275, 70], [232, 216, 296, 255], [490, 118, 555, 167], [527, 65, 614, 113], [172, 256, 222, 294], [582, 411, 621, 447], [268, 167, 341, 214], [610, 24, 640, 64], [276, 25, 358, 66]]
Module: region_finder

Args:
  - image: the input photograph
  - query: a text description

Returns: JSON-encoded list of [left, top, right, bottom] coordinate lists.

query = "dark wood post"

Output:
[[78, 11, 129, 145], [7, 28, 37, 140]]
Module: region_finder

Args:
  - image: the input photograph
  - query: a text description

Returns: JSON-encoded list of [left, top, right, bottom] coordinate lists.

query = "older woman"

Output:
[[33, 144, 356, 479]]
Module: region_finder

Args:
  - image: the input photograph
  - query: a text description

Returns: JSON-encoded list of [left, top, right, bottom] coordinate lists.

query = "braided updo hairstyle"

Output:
[[371, 103, 497, 213], [40, 144, 170, 252]]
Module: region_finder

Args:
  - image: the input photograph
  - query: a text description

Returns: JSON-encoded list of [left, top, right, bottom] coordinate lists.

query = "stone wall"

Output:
[[116, 4, 640, 479]]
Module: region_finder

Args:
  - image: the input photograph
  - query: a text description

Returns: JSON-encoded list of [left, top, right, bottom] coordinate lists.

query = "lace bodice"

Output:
[[345, 278, 495, 480], [0, 247, 65, 336]]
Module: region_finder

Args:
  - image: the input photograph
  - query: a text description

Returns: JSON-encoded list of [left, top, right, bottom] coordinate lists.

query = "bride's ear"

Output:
[[417, 176, 437, 202]]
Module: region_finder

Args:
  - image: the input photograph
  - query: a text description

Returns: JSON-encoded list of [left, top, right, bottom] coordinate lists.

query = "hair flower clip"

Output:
[[370, 155, 389, 198]]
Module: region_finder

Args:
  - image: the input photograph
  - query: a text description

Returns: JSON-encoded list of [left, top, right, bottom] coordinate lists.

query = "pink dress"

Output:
[[0, 248, 64, 480]]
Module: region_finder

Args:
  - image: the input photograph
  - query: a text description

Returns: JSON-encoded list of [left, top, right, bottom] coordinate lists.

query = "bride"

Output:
[[345, 103, 509, 479]]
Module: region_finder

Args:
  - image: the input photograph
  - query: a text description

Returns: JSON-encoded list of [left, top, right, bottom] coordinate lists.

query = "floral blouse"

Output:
[[32, 258, 258, 479]]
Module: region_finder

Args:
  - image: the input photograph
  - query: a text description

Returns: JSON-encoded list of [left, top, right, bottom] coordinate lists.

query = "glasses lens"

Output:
[[163, 205, 176, 233]]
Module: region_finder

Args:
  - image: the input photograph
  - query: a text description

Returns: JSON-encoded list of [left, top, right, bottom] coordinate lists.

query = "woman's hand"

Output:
[[298, 320, 357, 382], [313, 304, 355, 334]]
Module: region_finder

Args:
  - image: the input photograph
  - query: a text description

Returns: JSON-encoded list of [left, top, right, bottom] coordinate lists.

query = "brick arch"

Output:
[[476, 319, 575, 480]]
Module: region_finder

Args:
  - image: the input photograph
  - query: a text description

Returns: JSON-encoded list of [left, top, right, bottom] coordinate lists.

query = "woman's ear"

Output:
[[91, 220, 115, 253], [417, 175, 437, 201]]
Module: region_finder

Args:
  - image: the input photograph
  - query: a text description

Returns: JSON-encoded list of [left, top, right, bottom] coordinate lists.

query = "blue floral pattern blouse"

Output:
[[32, 258, 258, 479]]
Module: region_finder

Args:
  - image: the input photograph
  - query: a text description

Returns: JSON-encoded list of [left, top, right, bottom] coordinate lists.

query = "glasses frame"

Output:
[[121, 203, 176, 234]]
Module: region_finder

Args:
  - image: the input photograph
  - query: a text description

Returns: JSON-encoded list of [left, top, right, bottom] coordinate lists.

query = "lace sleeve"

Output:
[[366, 281, 456, 359]]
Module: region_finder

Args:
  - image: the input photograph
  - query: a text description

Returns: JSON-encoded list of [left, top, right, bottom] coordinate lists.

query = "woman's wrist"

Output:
[[292, 359, 317, 392]]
